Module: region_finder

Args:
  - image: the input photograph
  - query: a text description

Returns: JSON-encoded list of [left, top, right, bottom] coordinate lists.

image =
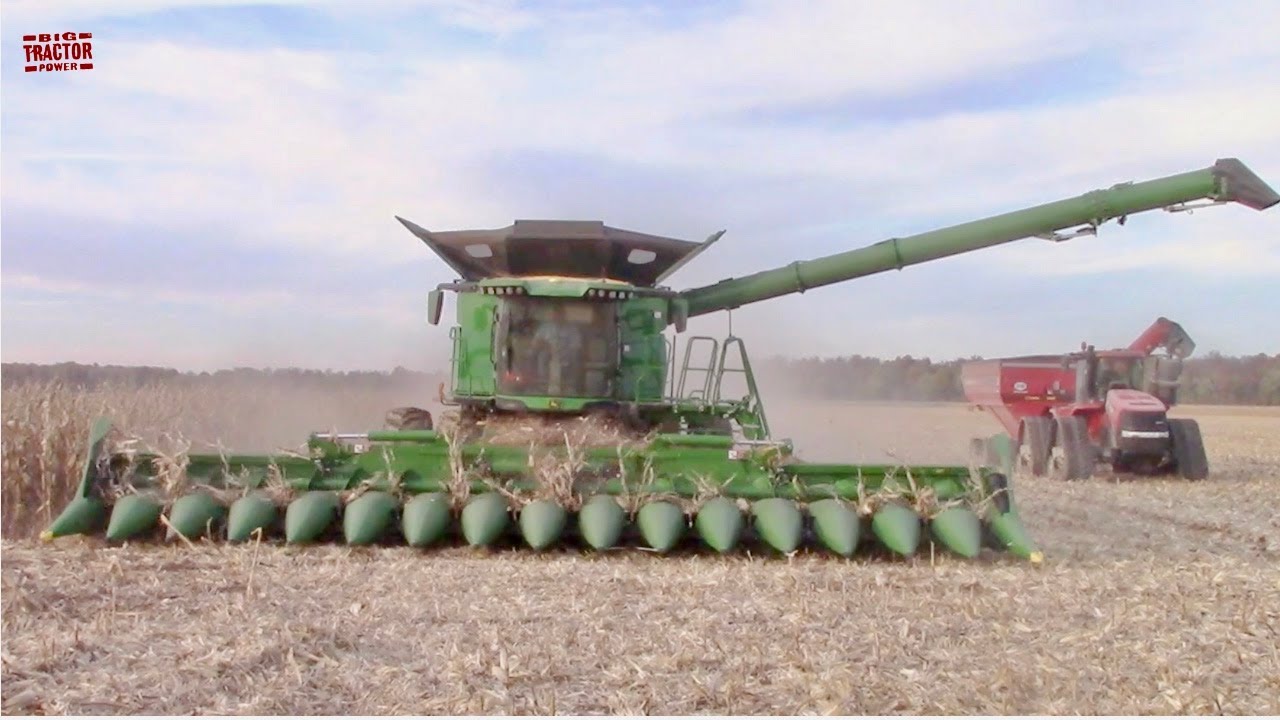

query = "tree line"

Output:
[[0, 363, 444, 391], [756, 353, 1280, 405], [3, 353, 1279, 405]]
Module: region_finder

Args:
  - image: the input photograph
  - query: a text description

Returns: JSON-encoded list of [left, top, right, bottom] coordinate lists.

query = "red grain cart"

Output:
[[962, 318, 1208, 481]]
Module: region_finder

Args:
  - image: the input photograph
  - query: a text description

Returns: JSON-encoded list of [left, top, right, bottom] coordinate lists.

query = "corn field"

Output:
[[0, 378, 441, 538], [3, 380, 1279, 714]]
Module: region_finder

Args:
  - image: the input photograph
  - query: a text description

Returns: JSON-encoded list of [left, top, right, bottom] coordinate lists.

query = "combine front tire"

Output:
[[385, 406, 434, 431], [1016, 417, 1054, 477], [1048, 416, 1092, 481], [1168, 418, 1209, 480]]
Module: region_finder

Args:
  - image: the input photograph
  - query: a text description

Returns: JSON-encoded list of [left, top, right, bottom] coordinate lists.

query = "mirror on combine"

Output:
[[426, 288, 444, 325]]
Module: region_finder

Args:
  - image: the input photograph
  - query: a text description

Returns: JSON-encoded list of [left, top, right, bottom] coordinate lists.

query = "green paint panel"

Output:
[[578, 495, 626, 550], [695, 497, 743, 553], [752, 498, 803, 554], [227, 493, 277, 542], [167, 492, 226, 541], [401, 493, 451, 547], [343, 491, 398, 545], [285, 491, 339, 544], [106, 494, 163, 542], [461, 493, 509, 547], [452, 292, 498, 398], [871, 504, 921, 557], [637, 501, 685, 552], [618, 297, 669, 402], [929, 506, 982, 558], [84, 439, 999, 503]]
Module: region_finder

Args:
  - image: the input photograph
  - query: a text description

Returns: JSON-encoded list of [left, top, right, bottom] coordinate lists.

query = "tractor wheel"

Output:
[[1168, 418, 1209, 480], [1016, 417, 1054, 477], [1048, 416, 1092, 481], [385, 406, 434, 431]]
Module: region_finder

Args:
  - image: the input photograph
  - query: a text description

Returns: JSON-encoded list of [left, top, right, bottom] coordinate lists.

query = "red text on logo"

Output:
[[22, 32, 94, 73]]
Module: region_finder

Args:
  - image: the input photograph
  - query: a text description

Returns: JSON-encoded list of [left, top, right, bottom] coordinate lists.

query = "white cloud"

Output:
[[982, 210, 1280, 279], [548, 0, 1085, 114], [3, 0, 291, 24], [2, 273, 296, 308], [3, 0, 1279, 367], [7, 2, 1276, 246]]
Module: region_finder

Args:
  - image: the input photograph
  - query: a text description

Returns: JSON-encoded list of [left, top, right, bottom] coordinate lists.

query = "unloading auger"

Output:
[[44, 159, 1279, 560]]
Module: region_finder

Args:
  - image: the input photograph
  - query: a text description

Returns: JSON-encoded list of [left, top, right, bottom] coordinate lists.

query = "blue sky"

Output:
[[3, 0, 1278, 372]]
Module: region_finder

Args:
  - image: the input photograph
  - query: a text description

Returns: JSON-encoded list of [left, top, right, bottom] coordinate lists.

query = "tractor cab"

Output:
[[1064, 343, 1182, 407], [1070, 346, 1147, 403], [1069, 344, 1184, 409], [1095, 352, 1144, 393]]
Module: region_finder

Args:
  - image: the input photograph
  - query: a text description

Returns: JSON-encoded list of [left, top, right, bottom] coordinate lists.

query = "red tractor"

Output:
[[961, 317, 1208, 480]]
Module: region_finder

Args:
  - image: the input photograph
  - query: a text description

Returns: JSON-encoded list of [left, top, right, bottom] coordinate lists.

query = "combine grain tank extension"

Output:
[[45, 159, 1279, 560], [963, 317, 1212, 480]]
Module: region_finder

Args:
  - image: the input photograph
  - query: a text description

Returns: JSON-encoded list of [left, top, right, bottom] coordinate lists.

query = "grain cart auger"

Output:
[[45, 158, 1279, 561], [962, 317, 1211, 480]]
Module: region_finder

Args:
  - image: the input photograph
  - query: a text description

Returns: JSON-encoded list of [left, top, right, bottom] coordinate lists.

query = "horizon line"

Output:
[[5, 348, 1278, 377]]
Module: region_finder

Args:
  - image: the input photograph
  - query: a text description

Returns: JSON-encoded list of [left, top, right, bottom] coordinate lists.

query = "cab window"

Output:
[[497, 297, 617, 398]]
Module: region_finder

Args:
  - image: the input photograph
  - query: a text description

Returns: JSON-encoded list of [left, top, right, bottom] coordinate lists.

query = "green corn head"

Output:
[[43, 417, 1038, 562]]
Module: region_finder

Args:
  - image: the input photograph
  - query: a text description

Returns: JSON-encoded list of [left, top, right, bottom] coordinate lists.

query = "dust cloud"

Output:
[[122, 372, 451, 455], [664, 314, 988, 465], [751, 365, 986, 465]]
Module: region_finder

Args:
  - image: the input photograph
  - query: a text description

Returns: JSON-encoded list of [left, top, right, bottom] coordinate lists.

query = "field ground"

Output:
[[3, 400, 1279, 714]]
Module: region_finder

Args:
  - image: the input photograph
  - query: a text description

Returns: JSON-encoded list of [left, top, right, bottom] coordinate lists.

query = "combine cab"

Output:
[[962, 318, 1208, 480], [43, 158, 1278, 559]]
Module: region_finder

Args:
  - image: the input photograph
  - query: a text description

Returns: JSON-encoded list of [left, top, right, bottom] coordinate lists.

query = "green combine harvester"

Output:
[[44, 159, 1279, 561]]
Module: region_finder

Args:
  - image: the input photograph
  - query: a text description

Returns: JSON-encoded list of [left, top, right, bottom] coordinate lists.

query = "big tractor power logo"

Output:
[[23, 32, 94, 73]]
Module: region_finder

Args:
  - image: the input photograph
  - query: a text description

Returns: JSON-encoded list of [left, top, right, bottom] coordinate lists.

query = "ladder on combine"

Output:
[[673, 333, 771, 441], [675, 336, 720, 402], [713, 336, 771, 440]]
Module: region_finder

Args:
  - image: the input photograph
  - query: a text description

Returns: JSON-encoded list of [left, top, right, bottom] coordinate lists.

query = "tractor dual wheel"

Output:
[[1168, 418, 1209, 480], [1016, 417, 1054, 477], [1048, 416, 1094, 481]]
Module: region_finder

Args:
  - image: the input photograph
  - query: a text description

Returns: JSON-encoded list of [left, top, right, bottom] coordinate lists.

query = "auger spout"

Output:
[[678, 158, 1278, 318], [1127, 316, 1195, 359]]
